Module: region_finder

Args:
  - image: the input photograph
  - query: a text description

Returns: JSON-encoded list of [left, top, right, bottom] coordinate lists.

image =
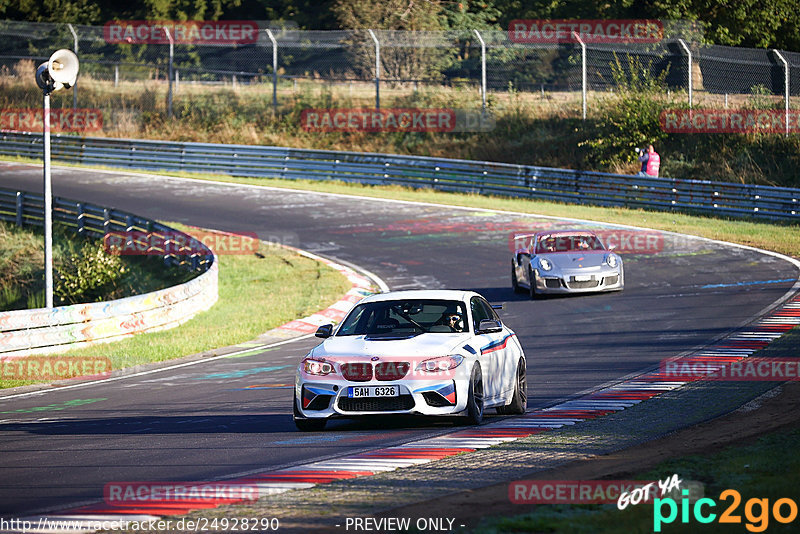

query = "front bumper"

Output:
[[294, 375, 469, 420], [534, 266, 624, 294]]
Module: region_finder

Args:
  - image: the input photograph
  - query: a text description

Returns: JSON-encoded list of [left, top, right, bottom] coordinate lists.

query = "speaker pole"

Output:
[[43, 89, 54, 309]]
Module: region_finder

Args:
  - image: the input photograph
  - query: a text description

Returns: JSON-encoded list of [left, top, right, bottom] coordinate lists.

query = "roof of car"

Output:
[[536, 229, 599, 237], [514, 229, 599, 240], [357, 289, 478, 303]]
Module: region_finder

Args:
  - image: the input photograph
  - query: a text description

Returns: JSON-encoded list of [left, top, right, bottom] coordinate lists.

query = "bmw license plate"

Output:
[[348, 386, 399, 398]]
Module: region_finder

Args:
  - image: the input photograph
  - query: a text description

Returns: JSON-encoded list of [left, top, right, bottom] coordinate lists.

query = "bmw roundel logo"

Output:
[[371, 357, 380, 361]]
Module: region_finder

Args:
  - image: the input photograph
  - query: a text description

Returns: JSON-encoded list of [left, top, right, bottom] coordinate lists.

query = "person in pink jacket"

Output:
[[636, 145, 660, 177]]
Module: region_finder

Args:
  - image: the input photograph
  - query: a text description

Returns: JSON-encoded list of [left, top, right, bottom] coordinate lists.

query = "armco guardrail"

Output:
[[1, 131, 799, 220], [0, 187, 217, 357]]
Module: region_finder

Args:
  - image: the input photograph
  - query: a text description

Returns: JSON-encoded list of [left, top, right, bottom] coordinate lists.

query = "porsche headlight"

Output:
[[302, 358, 336, 376], [605, 254, 618, 268], [539, 258, 553, 271], [416, 354, 464, 373]]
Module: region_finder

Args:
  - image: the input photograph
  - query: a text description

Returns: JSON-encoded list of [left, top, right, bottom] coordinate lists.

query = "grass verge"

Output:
[[472, 427, 800, 534], [0, 222, 352, 389], [472, 327, 800, 533], [3, 154, 799, 256], [23, 160, 797, 259]]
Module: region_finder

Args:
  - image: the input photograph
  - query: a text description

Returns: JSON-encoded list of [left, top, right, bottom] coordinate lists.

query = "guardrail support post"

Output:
[[678, 39, 693, 107], [15, 191, 23, 227], [773, 49, 790, 137], [368, 29, 380, 110], [67, 24, 78, 109], [266, 29, 279, 112], [474, 29, 487, 111], [77, 202, 84, 234], [572, 31, 586, 120]]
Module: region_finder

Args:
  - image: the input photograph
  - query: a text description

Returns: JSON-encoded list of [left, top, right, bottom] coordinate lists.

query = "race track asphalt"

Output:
[[0, 163, 796, 517]]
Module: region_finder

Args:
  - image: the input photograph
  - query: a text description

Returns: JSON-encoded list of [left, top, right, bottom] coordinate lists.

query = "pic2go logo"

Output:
[[653, 489, 798, 532]]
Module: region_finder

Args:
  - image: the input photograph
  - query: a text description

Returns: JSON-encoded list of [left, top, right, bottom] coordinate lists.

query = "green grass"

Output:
[[0, 222, 352, 389], [472, 425, 800, 534], [3, 153, 799, 258], [0, 220, 193, 310], [473, 328, 800, 533], [57, 165, 800, 259]]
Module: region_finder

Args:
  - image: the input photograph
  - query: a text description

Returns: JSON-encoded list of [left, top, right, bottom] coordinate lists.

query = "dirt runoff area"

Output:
[[380, 380, 800, 526]]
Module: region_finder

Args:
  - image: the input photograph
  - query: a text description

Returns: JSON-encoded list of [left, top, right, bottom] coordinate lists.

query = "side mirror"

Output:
[[315, 324, 333, 338], [477, 319, 502, 334]]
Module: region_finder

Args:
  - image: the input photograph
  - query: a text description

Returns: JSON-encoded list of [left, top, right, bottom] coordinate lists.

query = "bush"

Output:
[[55, 241, 127, 305]]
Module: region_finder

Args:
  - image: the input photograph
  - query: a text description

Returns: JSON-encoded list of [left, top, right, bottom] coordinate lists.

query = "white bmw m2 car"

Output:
[[293, 290, 527, 430]]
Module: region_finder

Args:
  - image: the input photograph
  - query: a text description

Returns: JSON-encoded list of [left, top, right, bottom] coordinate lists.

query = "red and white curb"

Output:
[[13, 294, 799, 533], [266, 247, 383, 337]]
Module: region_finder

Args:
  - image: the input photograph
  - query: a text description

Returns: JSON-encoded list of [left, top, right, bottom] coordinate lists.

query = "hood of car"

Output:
[[313, 332, 473, 361], [540, 251, 609, 271]]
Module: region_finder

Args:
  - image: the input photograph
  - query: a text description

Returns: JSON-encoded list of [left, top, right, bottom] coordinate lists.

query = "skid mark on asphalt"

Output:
[[192, 366, 290, 380]]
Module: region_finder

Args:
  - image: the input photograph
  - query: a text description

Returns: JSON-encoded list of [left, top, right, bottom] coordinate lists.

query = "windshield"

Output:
[[337, 299, 468, 337], [535, 234, 605, 254]]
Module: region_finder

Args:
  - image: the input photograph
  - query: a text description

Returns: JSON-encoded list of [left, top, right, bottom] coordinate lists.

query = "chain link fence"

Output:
[[0, 19, 798, 134]]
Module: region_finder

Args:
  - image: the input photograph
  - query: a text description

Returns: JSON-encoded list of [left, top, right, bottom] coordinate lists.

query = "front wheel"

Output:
[[511, 261, 522, 293], [497, 358, 527, 415], [293, 398, 327, 431], [528, 268, 541, 300], [464, 365, 485, 425]]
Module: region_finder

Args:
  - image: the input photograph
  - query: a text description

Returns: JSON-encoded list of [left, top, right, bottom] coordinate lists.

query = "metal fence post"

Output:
[[67, 24, 78, 109], [678, 39, 693, 107], [368, 29, 380, 110], [572, 31, 586, 120], [474, 29, 487, 110], [43, 91, 54, 309], [164, 27, 174, 118], [265, 29, 278, 112], [773, 50, 790, 137]]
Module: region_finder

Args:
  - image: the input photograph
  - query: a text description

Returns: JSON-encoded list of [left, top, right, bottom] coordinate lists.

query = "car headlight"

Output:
[[302, 358, 336, 376], [415, 354, 464, 373], [539, 258, 553, 271], [605, 254, 618, 268]]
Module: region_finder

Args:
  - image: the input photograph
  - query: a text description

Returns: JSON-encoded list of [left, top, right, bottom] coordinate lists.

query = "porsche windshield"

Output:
[[536, 234, 605, 254], [337, 299, 468, 337]]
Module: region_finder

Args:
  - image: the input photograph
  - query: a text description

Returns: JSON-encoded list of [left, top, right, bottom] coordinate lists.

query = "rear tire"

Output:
[[497, 358, 527, 415], [293, 397, 327, 431], [464, 365, 484, 425]]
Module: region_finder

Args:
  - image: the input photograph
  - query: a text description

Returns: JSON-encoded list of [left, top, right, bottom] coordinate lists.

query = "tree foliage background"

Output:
[[0, 0, 797, 51]]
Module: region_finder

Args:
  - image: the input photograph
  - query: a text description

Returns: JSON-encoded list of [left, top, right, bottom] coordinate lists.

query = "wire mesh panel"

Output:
[[0, 19, 796, 131]]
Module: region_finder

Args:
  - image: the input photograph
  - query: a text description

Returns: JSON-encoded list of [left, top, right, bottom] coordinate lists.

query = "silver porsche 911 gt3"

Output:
[[511, 230, 624, 298]]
